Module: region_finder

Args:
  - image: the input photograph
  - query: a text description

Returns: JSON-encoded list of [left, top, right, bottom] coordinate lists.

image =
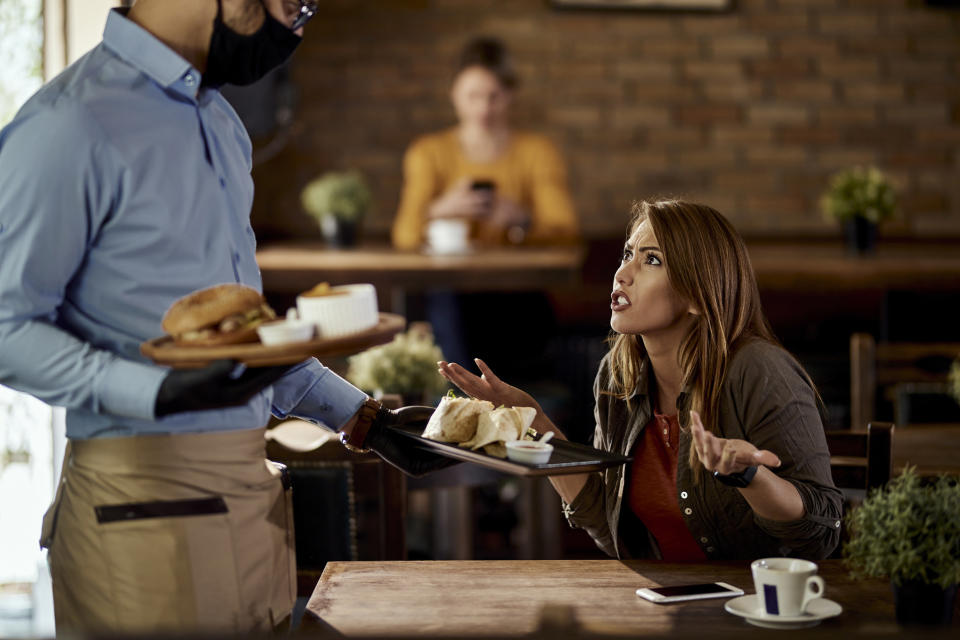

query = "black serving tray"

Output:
[[387, 424, 631, 476]]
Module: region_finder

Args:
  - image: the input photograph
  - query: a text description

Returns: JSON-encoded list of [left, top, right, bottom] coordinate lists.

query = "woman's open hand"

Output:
[[689, 410, 781, 475], [437, 358, 540, 414]]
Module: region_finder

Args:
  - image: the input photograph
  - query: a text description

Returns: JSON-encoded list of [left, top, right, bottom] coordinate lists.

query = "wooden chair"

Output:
[[824, 421, 894, 558], [265, 420, 407, 597], [825, 421, 894, 497], [850, 332, 960, 429]]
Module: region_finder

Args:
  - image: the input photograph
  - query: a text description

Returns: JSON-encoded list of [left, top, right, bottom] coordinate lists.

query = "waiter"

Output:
[[0, 0, 450, 634]]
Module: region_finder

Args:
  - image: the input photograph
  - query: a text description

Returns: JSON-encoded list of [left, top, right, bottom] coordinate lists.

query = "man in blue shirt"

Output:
[[0, 0, 450, 633]]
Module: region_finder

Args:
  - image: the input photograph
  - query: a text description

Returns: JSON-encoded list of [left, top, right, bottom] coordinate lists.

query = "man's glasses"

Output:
[[291, 1, 318, 31]]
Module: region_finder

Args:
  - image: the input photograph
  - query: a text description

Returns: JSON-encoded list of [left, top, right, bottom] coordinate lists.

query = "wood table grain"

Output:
[[301, 559, 953, 637], [256, 243, 586, 296]]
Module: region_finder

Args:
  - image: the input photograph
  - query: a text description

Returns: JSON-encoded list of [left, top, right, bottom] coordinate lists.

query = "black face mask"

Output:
[[202, 0, 301, 88]]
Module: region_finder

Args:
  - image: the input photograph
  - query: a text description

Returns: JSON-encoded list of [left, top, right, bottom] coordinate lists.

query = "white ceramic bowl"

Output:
[[296, 283, 379, 338], [505, 440, 554, 464], [256, 319, 315, 346]]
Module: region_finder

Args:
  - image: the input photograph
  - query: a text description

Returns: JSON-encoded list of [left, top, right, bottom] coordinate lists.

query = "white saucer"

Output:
[[724, 594, 842, 629]]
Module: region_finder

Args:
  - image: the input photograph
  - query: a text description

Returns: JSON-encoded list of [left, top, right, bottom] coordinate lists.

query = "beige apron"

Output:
[[40, 428, 296, 635]]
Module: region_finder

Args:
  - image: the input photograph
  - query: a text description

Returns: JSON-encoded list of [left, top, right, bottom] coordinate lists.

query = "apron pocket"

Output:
[[95, 496, 228, 523], [99, 509, 241, 632]]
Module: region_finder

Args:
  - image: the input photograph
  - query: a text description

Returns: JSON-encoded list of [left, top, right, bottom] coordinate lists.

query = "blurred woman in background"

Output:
[[391, 36, 579, 250], [393, 36, 580, 376], [439, 200, 843, 561]]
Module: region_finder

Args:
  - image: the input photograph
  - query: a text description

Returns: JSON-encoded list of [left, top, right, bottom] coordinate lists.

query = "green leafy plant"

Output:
[[346, 324, 448, 397], [844, 467, 960, 589], [300, 170, 372, 222], [949, 356, 960, 406], [820, 166, 897, 224]]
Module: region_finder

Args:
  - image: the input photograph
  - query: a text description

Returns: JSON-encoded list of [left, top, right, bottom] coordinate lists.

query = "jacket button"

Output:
[[680, 491, 688, 499], [707, 546, 715, 553], [700, 536, 708, 543], [684, 507, 692, 516]]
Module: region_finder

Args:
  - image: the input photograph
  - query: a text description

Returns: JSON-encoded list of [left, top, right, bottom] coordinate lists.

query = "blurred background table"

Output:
[[301, 559, 950, 637], [256, 242, 585, 314]]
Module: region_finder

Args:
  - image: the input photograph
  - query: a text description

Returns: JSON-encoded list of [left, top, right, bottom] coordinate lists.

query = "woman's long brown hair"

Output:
[[606, 200, 780, 481]]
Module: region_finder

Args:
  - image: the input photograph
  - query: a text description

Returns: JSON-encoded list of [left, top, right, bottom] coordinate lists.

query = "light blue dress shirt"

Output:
[[0, 10, 367, 439]]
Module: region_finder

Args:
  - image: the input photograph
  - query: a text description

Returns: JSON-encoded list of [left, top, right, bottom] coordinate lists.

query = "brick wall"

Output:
[[250, 0, 960, 241]]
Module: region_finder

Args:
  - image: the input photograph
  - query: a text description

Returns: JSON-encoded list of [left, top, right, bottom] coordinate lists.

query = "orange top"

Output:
[[627, 411, 707, 562], [391, 128, 580, 250]]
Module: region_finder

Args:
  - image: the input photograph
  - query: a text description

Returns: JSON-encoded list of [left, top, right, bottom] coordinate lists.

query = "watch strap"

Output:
[[340, 398, 380, 453], [713, 465, 758, 488]]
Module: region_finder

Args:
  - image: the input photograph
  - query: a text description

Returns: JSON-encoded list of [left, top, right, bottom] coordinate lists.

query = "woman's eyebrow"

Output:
[[635, 245, 661, 252]]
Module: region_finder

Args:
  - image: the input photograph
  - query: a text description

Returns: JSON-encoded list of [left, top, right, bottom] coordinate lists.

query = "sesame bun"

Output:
[[162, 284, 274, 346]]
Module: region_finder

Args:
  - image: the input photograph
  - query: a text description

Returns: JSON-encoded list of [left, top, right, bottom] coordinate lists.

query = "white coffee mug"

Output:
[[751, 557, 825, 617], [426, 219, 470, 254]]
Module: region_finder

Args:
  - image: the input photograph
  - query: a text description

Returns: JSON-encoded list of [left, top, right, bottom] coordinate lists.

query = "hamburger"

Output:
[[162, 284, 277, 347]]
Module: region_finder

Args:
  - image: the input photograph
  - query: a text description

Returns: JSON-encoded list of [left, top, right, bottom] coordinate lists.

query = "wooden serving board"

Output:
[[140, 313, 405, 368]]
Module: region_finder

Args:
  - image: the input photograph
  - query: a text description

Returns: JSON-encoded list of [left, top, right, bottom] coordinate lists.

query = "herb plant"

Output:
[[844, 467, 960, 589], [300, 170, 372, 222], [820, 166, 897, 224], [346, 324, 448, 397]]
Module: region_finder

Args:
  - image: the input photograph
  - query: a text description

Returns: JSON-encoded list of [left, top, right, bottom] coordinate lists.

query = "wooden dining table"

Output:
[[256, 242, 586, 313], [299, 559, 958, 637]]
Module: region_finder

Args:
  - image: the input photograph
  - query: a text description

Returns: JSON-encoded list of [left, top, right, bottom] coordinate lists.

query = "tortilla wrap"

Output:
[[421, 396, 494, 443]]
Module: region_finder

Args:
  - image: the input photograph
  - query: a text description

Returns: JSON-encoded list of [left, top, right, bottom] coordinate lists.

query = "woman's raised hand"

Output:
[[437, 358, 540, 413], [689, 410, 782, 475]]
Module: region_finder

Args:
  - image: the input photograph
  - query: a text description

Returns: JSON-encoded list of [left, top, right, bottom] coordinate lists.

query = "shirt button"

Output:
[[663, 428, 668, 435], [700, 536, 709, 543], [684, 507, 692, 516], [680, 491, 688, 499], [835, 521, 841, 528], [707, 546, 715, 553], [184, 74, 196, 86]]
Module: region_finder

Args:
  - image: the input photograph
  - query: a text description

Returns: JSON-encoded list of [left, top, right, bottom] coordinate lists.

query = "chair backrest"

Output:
[[265, 421, 407, 596], [850, 333, 960, 429], [825, 421, 894, 495]]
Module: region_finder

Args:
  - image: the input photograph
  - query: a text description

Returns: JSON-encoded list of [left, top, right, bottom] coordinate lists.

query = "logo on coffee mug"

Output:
[[751, 558, 825, 617]]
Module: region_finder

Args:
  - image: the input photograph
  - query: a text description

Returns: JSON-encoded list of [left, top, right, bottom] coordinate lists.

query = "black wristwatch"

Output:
[[713, 466, 758, 488]]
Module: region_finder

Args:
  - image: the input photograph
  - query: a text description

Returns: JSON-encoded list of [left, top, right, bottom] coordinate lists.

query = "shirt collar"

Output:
[[101, 8, 198, 94]]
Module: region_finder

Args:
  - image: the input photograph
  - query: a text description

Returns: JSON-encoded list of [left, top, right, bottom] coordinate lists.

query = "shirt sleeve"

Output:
[[560, 362, 617, 557], [391, 138, 439, 250], [0, 105, 166, 420], [271, 358, 368, 431], [525, 137, 580, 246], [728, 343, 843, 558]]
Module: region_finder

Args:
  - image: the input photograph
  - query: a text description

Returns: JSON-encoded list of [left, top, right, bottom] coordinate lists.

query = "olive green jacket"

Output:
[[563, 340, 843, 561]]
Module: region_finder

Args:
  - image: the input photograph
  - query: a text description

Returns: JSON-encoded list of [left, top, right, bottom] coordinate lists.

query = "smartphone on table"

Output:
[[636, 582, 744, 604]]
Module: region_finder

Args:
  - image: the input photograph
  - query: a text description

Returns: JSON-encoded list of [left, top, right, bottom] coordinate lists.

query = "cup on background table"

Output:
[[751, 558, 825, 617], [426, 219, 470, 255]]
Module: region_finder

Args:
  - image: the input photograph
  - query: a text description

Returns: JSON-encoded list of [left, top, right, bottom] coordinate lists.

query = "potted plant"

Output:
[[300, 170, 372, 247], [843, 467, 960, 626], [346, 323, 448, 405], [820, 165, 897, 255]]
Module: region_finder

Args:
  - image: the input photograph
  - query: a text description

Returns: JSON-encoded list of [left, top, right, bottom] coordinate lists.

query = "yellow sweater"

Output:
[[391, 128, 580, 250]]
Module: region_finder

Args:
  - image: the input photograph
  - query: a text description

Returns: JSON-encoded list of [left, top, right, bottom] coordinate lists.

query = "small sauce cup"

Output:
[[505, 440, 554, 464], [256, 319, 315, 346]]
